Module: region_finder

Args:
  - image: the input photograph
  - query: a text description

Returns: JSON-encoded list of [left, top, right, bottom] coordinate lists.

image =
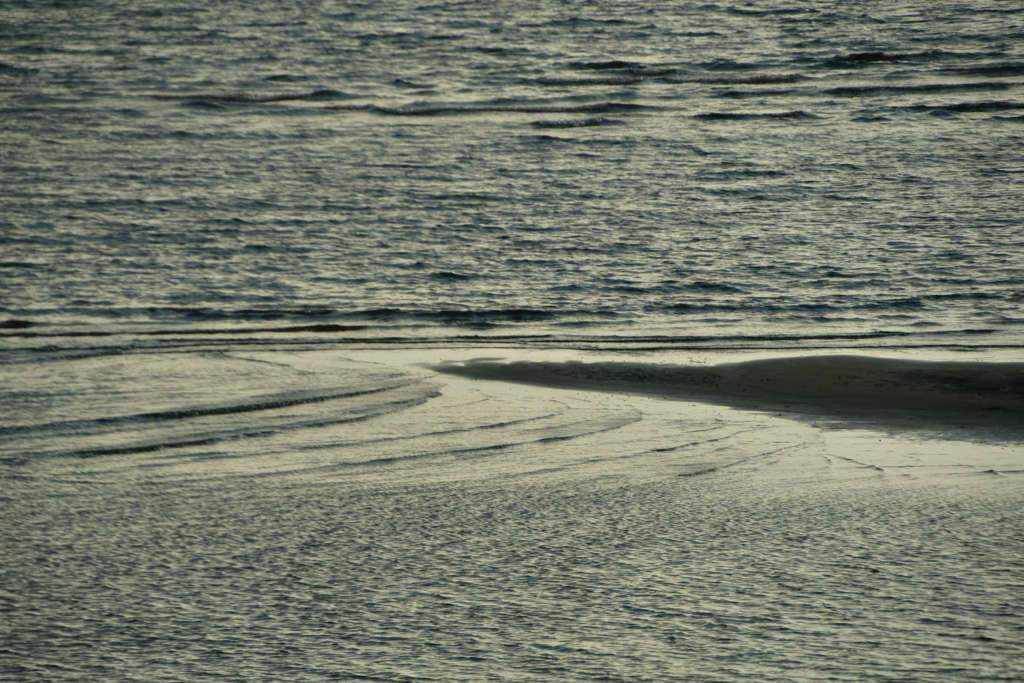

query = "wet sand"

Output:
[[432, 354, 1024, 441]]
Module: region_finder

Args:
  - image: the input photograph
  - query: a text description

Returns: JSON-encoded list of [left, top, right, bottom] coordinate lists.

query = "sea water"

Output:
[[2, 1, 1023, 681]]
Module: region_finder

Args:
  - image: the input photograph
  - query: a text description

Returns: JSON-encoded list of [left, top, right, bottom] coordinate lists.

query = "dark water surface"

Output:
[[3, 0, 1024, 342], [3, 2, 1024, 681]]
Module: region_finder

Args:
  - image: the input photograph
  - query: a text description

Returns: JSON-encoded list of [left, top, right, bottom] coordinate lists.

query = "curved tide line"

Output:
[[0, 382, 422, 437], [72, 392, 439, 458]]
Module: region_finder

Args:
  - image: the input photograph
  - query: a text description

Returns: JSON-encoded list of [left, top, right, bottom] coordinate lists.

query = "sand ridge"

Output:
[[433, 355, 1024, 417]]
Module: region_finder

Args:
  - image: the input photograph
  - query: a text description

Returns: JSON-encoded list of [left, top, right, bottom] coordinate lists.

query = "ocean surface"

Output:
[[3, 1, 1024, 681]]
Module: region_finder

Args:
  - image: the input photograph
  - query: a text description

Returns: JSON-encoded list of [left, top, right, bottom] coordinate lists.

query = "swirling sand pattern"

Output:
[[3, 349, 1024, 681]]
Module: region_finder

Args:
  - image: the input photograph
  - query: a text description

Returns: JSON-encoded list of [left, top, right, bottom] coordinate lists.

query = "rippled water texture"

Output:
[[2, 0, 1024, 341], [3, 2, 1024, 681]]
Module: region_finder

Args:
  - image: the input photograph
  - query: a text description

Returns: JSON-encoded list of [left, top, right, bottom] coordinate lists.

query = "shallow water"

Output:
[[3, 1, 1024, 681], [3, 346, 1023, 681]]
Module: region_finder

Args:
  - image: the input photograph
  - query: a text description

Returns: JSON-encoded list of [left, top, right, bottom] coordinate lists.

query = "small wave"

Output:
[[523, 134, 575, 143], [693, 110, 815, 120], [700, 59, 774, 72], [324, 102, 376, 111], [541, 17, 641, 27], [632, 66, 678, 76], [825, 82, 1014, 96], [697, 167, 788, 178], [0, 323, 365, 339], [908, 100, 1024, 113], [182, 99, 227, 110], [922, 292, 1003, 301], [152, 89, 351, 103], [530, 116, 604, 128], [824, 50, 965, 67], [537, 76, 644, 86], [681, 281, 744, 293], [658, 296, 933, 313], [264, 74, 306, 82], [340, 307, 620, 325], [0, 61, 33, 74], [415, 308, 557, 323], [663, 74, 804, 85], [151, 306, 339, 320], [370, 101, 647, 116], [561, 60, 671, 75], [941, 62, 1024, 78], [855, 297, 925, 310], [718, 88, 797, 98], [728, 6, 813, 15], [432, 271, 473, 280], [392, 77, 433, 88], [661, 303, 743, 312], [572, 60, 642, 71]]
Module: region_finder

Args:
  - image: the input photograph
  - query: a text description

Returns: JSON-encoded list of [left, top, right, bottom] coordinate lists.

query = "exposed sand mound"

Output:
[[434, 355, 1024, 416], [716, 355, 1024, 413]]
